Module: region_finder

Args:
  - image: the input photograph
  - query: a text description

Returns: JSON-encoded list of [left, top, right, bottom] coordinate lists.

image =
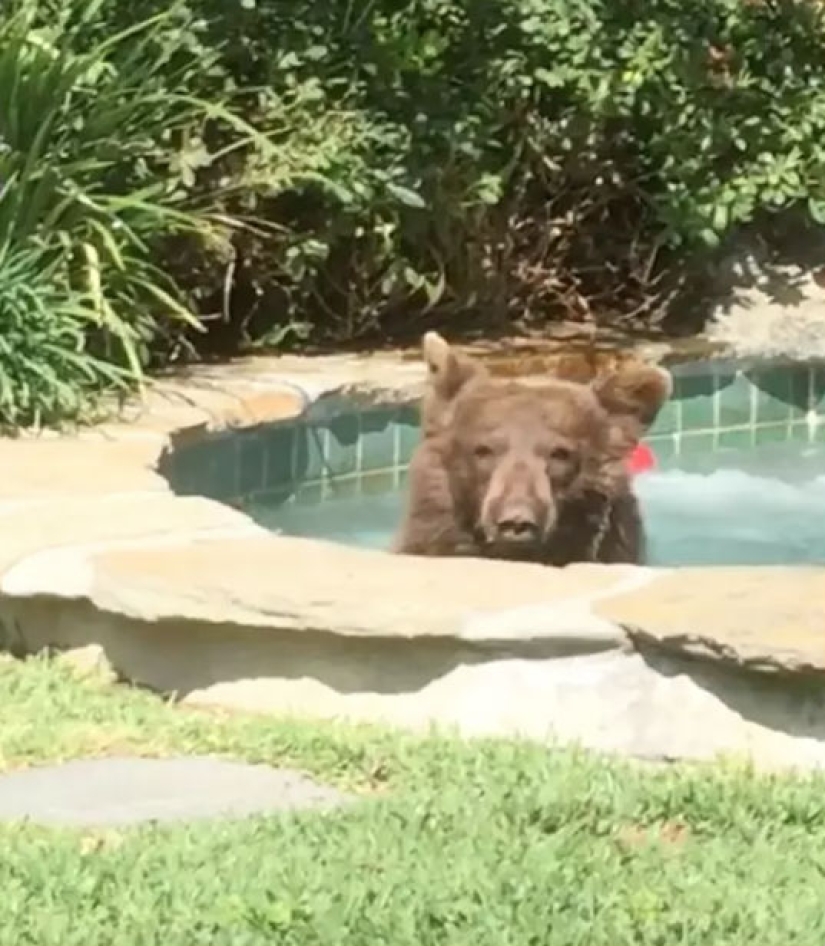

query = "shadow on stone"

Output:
[[2, 598, 624, 699], [636, 644, 825, 744]]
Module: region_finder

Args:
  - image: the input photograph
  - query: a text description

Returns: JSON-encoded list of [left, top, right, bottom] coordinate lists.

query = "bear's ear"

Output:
[[591, 363, 672, 431], [422, 331, 486, 403], [420, 332, 487, 434]]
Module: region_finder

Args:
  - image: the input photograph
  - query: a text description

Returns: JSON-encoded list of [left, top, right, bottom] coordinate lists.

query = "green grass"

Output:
[[3, 653, 825, 945]]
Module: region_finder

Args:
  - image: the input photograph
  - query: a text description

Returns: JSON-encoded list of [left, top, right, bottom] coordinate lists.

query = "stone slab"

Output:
[[596, 566, 825, 675], [0, 440, 167, 498], [0, 757, 351, 826], [138, 383, 308, 440], [76, 534, 640, 649], [180, 649, 825, 772], [0, 494, 258, 577], [706, 244, 825, 360]]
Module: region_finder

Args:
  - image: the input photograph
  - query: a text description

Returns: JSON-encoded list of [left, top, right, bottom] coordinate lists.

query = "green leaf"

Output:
[[711, 203, 729, 233], [386, 182, 427, 209], [808, 198, 825, 225]]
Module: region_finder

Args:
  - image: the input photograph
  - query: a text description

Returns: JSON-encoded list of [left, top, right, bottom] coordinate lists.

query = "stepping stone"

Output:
[[0, 756, 353, 827]]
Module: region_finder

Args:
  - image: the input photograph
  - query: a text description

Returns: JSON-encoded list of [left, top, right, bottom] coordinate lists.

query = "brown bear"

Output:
[[393, 332, 672, 566]]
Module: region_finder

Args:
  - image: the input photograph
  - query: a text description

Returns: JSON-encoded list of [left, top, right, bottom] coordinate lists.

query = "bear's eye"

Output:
[[473, 444, 494, 460], [549, 446, 573, 463]]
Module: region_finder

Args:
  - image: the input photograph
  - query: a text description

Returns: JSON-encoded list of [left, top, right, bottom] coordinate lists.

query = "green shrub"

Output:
[[152, 0, 825, 350], [0, 0, 238, 426]]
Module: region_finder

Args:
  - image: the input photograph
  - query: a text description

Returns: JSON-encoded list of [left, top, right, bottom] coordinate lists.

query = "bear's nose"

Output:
[[496, 514, 539, 542]]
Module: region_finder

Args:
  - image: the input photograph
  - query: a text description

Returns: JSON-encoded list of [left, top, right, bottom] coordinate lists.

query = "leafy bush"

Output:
[[5, 0, 825, 424], [0, 0, 237, 426], [156, 0, 825, 350]]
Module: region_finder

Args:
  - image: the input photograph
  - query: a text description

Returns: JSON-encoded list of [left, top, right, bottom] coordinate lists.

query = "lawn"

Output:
[[2, 653, 825, 945]]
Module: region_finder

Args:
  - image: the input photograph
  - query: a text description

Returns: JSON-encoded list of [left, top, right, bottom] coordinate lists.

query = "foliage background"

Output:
[[3, 0, 825, 423]]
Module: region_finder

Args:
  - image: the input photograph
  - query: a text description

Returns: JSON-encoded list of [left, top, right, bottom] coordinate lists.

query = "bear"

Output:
[[392, 331, 672, 566]]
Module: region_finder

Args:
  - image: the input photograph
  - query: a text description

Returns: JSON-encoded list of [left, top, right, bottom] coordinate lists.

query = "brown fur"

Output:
[[393, 332, 672, 566]]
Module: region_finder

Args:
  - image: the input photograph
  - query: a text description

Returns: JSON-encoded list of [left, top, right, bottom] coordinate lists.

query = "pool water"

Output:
[[251, 440, 825, 566]]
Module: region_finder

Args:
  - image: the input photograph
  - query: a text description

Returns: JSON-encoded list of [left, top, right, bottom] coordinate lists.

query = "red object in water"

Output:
[[627, 442, 656, 475]]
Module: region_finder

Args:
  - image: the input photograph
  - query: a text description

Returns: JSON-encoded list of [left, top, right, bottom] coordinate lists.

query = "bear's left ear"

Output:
[[591, 363, 672, 431]]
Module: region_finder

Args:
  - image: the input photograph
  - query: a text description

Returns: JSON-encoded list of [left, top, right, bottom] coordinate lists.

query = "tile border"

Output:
[[159, 359, 825, 510]]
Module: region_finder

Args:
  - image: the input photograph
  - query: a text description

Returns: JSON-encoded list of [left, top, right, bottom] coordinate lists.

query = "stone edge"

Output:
[[89, 333, 724, 456]]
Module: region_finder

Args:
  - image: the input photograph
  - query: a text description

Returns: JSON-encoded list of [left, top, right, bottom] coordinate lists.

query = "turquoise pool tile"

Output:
[[293, 424, 326, 483], [161, 446, 184, 491], [210, 435, 240, 500], [236, 431, 266, 497], [674, 374, 715, 431], [326, 475, 360, 499], [814, 365, 825, 414], [746, 366, 794, 424], [717, 373, 753, 429], [646, 434, 675, 462], [649, 400, 679, 436], [247, 487, 293, 509], [359, 470, 396, 496], [174, 435, 236, 500], [754, 423, 791, 445], [717, 428, 753, 450], [397, 404, 419, 425], [359, 408, 396, 472], [326, 413, 360, 477], [167, 442, 206, 496], [293, 480, 324, 505], [396, 405, 421, 464], [789, 364, 812, 416], [679, 431, 715, 454], [263, 424, 297, 489], [789, 421, 812, 443], [713, 367, 737, 391]]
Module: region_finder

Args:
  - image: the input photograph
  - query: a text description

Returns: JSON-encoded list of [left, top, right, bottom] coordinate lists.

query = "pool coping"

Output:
[[0, 339, 823, 737]]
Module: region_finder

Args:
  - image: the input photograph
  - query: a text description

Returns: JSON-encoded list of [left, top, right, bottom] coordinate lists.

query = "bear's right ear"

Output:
[[420, 332, 486, 433], [422, 331, 486, 403], [592, 363, 673, 430]]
